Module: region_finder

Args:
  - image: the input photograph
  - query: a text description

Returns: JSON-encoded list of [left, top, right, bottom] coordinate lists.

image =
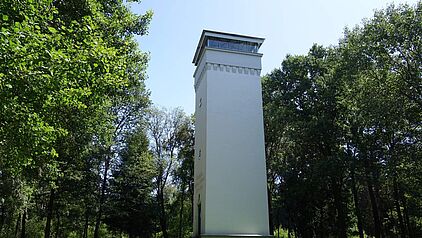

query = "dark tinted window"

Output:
[[206, 37, 258, 53]]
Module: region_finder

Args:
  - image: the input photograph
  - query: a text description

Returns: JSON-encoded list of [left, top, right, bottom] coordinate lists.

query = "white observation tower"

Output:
[[192, 30, 270, 238]]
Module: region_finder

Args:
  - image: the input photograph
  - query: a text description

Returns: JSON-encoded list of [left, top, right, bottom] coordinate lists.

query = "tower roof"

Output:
[[192, 30, 265, 66]]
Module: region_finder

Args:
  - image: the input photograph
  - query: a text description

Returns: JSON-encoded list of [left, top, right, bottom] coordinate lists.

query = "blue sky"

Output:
[[131, 0, 418, 114]]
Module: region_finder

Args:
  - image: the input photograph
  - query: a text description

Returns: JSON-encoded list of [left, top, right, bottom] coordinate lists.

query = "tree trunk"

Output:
[[83, 208, 89, 238], [351, 160, 364, 238], [14, 212, 21, 238], [374, 177, 385, 238], [277, 225, 280, 238], [44, 189, 55, 238], [94, 157, 110, 238], [55, 212, 60, 238], [20, 209, 26, 238], [178, 184, 185, 238], [267, 186, 274, 235], [276, 202, 280, 238], [332, 177, 347, 238], [367, 176, 381, 238], [402, 195, 412, 237], [155, 167, 169, 238], [318, 206, 325, 238], [0, 202, 5, 232], [158, 187, 169, 238], [190, 182, 194, 227], [393, 179, 406, 238]]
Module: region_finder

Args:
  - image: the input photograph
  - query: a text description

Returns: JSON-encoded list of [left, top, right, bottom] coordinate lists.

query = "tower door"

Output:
[[198, 203, 202, 236]]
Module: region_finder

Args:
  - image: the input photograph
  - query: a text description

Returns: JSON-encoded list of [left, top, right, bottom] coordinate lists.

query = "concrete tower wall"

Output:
[[193, 64, 207, 235], [193, 31, 270, 238]]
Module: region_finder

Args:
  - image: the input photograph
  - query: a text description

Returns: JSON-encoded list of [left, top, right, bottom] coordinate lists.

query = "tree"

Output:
[[104, 127, 157, 238], [336, 2, 421, 237], [262, 2, 421, 237], [263, 45, 349, 237], [146, 107, 191, 238], [0, 0, 152, 237], [171, 116, 195, 238]]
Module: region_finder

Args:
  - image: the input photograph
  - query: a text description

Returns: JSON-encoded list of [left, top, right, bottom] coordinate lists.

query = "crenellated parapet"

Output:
[[194, 62, 262, 91], [207, 62, 261, 75]]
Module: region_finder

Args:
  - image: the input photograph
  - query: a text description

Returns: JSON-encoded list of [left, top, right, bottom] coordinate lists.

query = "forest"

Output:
[[0, 0, 420, 237]]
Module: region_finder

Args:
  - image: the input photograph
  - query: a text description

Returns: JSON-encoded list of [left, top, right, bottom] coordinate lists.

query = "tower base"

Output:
[[200, 234, 273, 238]]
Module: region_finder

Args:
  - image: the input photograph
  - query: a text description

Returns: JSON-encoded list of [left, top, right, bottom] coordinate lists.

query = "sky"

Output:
[[131, 0, 419, 115]]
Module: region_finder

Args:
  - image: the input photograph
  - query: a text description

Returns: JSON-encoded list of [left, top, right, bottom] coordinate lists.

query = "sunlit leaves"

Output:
[[263, 2, 421, 237]]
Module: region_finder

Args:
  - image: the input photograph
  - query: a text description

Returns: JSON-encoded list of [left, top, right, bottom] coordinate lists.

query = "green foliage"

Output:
[[273, 227, 294, 238], [168, 115, 195, 238], [146, 107, 194, 238], [104, 128, 157, 237], [263, 45, 349, 237], [263, 2, 421, 237], [0, 0, 152, 237]]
